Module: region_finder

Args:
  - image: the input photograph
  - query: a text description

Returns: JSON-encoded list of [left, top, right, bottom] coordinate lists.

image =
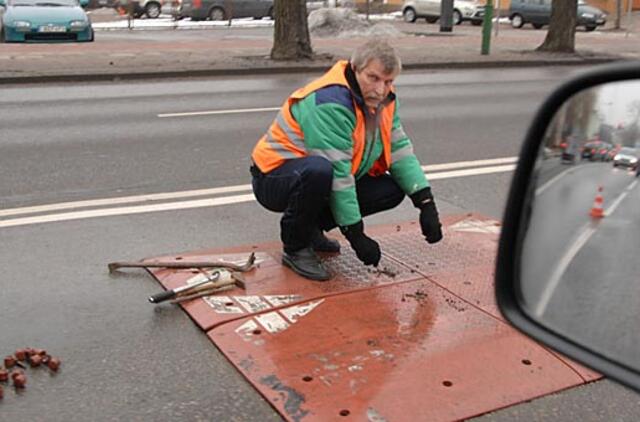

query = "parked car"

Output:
[[112, 0, 171, 18], [560, 136, 579, 164], [581, 140, 613, 161], [509, 0, 606, 31], [612, 146, 638, 169], [0, 0, 94, 42], [179, 0, 272, 21], [402, 0, 485, 26]]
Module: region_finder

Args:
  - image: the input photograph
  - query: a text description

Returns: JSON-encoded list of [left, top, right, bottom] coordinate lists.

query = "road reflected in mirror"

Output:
[[519, 80, 640, 371]]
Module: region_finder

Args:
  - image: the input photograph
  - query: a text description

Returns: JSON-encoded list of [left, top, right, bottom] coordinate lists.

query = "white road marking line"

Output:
[[158, 107, 281, 118], [1, 157, 517, 219], [427, 164, 516, 180], [605, 179, 638, 217], [0, 161, 517, 229], [0, 194, 256, 229], [422, 157, 517, 172], [535, 223, 596, 318], [0, 184, 252, 218], [536, 167, 574, 196]]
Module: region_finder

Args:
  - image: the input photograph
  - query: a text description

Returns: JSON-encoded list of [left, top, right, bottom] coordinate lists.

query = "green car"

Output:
[[0, 0, 94, 42]]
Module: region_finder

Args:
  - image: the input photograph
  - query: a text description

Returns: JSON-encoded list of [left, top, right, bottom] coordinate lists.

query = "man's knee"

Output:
[[303, 156, 333, 191]]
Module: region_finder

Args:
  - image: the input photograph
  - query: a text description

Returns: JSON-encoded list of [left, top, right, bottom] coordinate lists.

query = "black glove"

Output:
[[340, 220, 381, 266], [410, 187, 443, 244]]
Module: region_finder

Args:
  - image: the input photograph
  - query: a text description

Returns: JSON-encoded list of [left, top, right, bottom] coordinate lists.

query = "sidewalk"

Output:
[[1, 9, 639, 83]]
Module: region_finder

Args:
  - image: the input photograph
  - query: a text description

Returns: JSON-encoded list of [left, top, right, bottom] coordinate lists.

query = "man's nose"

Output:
[[374, 82, 385, 95]]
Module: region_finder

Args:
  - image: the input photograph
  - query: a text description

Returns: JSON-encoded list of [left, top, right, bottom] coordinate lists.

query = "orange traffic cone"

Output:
[[590, 186, 605, 219]]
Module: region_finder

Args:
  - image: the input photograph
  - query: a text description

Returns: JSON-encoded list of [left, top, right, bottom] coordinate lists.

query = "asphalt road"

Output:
[[2, 66, 640, 421]]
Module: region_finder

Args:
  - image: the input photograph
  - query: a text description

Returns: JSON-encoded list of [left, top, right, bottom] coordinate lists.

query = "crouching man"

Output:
[[250, 39, 443, 281]]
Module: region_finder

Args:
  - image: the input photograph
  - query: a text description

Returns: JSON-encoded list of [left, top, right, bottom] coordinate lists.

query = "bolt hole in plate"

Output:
[[252, 329, 262, 335], [522, 359, 532, 365], [302, 375, 313, 382], [443, 380, 453, 387], [175, 257, 183, 261], [339, 409, 350, 417]]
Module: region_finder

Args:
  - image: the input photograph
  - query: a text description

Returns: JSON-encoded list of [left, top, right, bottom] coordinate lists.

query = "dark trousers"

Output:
[[251, 156, 405, 252]]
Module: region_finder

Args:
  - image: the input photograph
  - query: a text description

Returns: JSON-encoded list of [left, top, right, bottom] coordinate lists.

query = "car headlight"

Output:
[[630, 157, 638, 163], [12, 20, 31, 30], [70, 20, 88, 29], [581, 12, 595, 18]]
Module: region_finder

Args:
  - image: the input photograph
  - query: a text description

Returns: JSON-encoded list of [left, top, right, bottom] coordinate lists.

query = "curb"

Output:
[[0, 57, 625, 85]]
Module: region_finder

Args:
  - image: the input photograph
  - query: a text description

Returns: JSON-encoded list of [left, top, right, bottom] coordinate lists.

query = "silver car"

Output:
[[613, 147, 639, 169], [402, 0, 485, 25]]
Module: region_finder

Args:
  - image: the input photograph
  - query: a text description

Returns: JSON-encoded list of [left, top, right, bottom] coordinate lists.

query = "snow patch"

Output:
[[309, 8, 403, 38]]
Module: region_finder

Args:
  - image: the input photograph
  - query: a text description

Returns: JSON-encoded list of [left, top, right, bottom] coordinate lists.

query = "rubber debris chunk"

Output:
[[4, 356, 16, 369], [29, 355, 42, 367], [13, 375, 26, 389], [47, 358, 61, 372]]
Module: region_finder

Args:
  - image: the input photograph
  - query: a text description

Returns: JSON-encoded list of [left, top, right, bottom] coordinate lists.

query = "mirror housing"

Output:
[[495, 61, 640, 392], [79, 0, 89, 7], [0, 0, 6, 7]]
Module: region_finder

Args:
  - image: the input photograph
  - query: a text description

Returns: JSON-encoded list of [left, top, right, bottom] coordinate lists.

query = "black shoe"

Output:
[[311, 229, 341, 253], [282, 247, 331, 281]]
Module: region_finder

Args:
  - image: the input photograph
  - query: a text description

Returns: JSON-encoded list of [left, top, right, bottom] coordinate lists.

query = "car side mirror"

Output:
[[79, 0, 89, 7], [0, 0, 6, 7], [496, 61, 640, 393]]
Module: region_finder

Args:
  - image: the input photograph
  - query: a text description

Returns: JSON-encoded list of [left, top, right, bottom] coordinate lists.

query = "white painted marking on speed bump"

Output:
[[450, 219, 501, 234], [229, 298, 326, 339]]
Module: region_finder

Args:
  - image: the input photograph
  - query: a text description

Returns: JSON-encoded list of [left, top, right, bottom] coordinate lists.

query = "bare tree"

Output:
[[271, 0, 313, 60], [537, 0, 577, 53]]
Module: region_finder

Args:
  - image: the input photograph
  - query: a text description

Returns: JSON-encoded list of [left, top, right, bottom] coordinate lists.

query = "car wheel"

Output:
[[0, 27, 5, 43], [425, 16, 438, 24], [585, 25, 596, 32], [403, 7, 416, 23], [471, 20, 481, 26], [453, 10, 462, 25], [89, 28, 95, 42], [511, 13, 524, 28], [267, 7, 273, 19], [144, 1, 161, 18], [209, 6, 225, 21], [532, 23, 543, 29]]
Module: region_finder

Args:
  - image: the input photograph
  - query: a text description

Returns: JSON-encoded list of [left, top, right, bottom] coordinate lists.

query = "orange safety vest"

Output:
[[251, 60, 396, 177]]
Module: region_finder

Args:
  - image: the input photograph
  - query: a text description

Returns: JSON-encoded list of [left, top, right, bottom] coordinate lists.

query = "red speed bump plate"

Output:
[[207, 279, 588, 422], [146, 215, 489, 331]]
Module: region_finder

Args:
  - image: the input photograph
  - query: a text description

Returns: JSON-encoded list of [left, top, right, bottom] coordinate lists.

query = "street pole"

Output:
[[494, 0, 500, 37], [366, 0, 370, 21], [481, 0, 493, 55], [616, 0, 622, 29], [626, 0, 633, 37], [440, 0, 453, 32]]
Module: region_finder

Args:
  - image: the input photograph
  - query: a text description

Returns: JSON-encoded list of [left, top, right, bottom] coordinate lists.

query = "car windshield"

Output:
[[9, 0, 78, 6], [619, 147, 637, 155]]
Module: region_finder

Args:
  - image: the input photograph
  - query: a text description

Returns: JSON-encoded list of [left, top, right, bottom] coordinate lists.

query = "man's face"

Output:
[[353, 58, 398, 110]]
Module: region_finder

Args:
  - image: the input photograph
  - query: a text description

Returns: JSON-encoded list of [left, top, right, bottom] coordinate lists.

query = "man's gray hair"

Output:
[[350, 39, 402, 74]]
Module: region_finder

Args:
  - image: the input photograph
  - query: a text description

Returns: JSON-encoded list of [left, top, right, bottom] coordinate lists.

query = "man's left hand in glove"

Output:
[[410, 187, 443, 244]]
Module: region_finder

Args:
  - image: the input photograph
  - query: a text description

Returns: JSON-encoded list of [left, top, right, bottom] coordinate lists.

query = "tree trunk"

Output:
[[271, 0, 313, 61], [537, 0, 577, 53]]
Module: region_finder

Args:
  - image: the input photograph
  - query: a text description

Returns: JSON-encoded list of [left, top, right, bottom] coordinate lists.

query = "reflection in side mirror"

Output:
[[522, 80, 640, 370], [496, 64, 640, 393]]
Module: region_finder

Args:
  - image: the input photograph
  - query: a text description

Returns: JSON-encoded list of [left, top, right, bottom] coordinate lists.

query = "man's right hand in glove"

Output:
[[340, 220, 381, 266]]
